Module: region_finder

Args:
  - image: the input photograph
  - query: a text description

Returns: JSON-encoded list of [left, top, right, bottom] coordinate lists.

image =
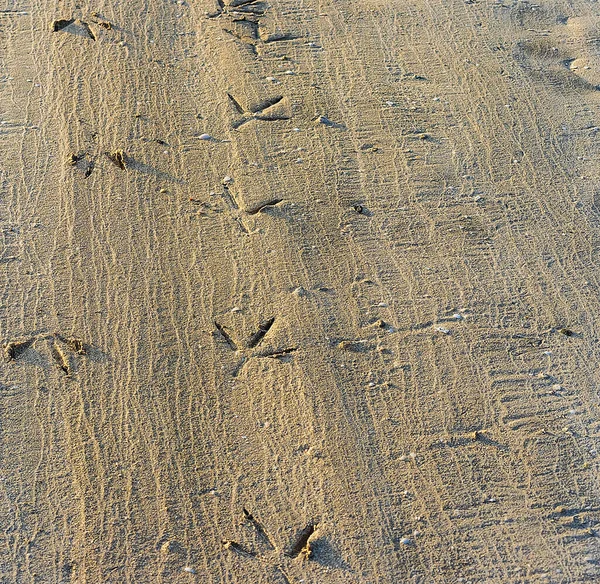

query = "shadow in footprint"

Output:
[[82, 343, 110, 364], [314, 115, 346, 129], [52, 19, 96, 40], [14, 348, 49, 369], [310, 537, 351, 570], [126, 157, 183, 184], [477, 434, 510, 451]]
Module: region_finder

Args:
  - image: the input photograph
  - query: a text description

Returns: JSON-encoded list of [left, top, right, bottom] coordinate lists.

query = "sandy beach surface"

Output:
[[1, 0, 600, 582]]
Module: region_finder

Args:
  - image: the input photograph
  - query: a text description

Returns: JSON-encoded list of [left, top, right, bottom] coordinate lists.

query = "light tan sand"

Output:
[[1, 0, 600, 582]]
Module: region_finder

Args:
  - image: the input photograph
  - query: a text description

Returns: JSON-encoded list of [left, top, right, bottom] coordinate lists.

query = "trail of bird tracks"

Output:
[[1, 0, 600, 582]]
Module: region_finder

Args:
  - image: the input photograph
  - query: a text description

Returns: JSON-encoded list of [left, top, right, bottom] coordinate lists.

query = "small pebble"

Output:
[[452, 313, 463, 320], [199, 133, 212, 140], [399, 538, 412, 545], [435, 326, 451, 334], [183, 566, 196, 574], [316, 115, 332, 125], [222, 175, 233, 185]]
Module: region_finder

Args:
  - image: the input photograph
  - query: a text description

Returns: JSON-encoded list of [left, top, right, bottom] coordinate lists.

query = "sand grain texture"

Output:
[[1, 0, 600, 582]]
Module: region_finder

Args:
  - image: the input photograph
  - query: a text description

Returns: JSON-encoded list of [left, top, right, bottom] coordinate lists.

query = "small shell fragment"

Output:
[[315, 115, 333, 125], [199, 133, 212, 140]]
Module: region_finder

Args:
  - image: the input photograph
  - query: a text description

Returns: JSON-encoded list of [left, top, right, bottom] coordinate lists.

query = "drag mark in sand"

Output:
[[214, 321, 238, 350], [243, 507, 276, 549], [245, 199, 283, 215], [50, 340, 71, 376], [256, 347, 297, 359], [80, 21, 96, 41], [227, 93, 245, 115], [246, 317, 275, 348], [285, 522, 316, 559]]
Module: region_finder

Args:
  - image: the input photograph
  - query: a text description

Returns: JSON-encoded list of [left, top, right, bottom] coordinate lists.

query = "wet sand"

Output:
[[1, 0, 600, 582]]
